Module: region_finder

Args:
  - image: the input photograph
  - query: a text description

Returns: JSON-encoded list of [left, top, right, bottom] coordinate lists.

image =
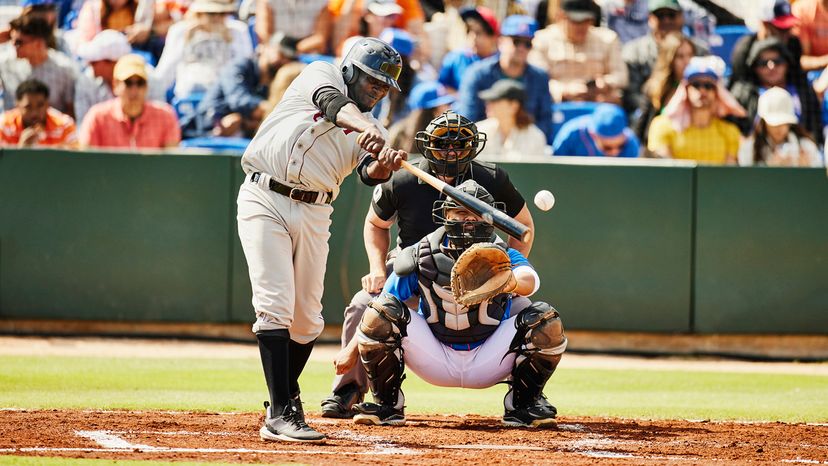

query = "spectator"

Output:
[[738, 86, 823, 166], [0, 15, 76, 116], [634, 32, 694, 145], [729, 37, 821, 142], [423, 0, 469, 68], [328, 0, 425, 56], [375, 27, 418, 126], [261, 61, 306, 113], [0, 0, 71, 54], [792, 0, 828, 71], [254, 0, 330, 54], [730, 0, 803, 85], [0, 78, 76, 148], [622, 0, 707, 115], [647, 56, 745, 164], [438, 6, 500, 92], [387, 80, 455, 153], [552, 103, 640, 157], [598, 0, 650, 43], [154, 0, 253, 99], [75, 0, 156, 55], [181, 33, 298, 139], [530, 0, 628, 104], [79, 54, 180, 149], [477, 79, 548, 159], [455, 15, 554, 144]]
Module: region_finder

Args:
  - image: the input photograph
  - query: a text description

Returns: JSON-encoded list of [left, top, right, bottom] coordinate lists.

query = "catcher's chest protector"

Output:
[[415, 229, 508, 345]]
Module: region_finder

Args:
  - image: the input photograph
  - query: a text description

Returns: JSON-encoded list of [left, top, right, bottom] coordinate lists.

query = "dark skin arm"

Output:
[[334, 102, 407, 177]]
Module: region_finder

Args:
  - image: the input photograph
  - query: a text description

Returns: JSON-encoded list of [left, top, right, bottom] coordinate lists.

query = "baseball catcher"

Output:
[[349, 180, 567, 427]]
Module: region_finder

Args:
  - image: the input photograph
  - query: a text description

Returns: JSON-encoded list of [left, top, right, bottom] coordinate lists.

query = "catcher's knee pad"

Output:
[[507, 302, 566, 409], [357, 293, 410, 407]]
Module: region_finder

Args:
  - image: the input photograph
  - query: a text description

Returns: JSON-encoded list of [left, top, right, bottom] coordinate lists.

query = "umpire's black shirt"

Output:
[[371, 158, 526, 249]]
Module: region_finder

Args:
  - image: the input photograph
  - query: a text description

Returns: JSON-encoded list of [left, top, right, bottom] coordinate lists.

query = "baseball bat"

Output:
[[400, 160, 531, 243]]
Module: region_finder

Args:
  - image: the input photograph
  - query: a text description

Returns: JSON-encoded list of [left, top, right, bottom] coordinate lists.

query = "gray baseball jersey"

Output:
[[237, 60, 387, 343]]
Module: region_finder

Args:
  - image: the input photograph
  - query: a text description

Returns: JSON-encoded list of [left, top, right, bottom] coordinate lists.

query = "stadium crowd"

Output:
[[0, 0, 825, 166]]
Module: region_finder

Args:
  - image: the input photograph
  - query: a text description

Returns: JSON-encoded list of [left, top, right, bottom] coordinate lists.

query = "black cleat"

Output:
[[502, 395, 558, 428], [352, 402, 406, 426], [260, 400, 326, 443], [320, 383, 364, 419]]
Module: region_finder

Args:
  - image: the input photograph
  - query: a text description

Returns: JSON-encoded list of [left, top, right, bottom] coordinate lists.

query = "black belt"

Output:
[[251, 173, 332, 204]]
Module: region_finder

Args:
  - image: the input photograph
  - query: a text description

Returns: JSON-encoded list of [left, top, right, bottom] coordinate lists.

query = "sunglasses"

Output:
[[688, 81, 717, 91], [12, 37, 34, 48], [510, 37, 533, 49], [756, 57, 786, 68], [123, 78, 147, 88], [653, 9, 679, 20]]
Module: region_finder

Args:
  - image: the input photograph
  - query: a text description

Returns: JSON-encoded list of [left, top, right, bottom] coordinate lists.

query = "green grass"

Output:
[[1, 356, 826, 423]]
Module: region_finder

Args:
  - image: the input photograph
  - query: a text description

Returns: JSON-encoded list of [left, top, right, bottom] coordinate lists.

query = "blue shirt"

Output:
[[453, 56, 555, 144], [552, 115, 640, 158], [199, 56, 267, 121], [438, 49, 486, 91], [383, 242, 531, 350]]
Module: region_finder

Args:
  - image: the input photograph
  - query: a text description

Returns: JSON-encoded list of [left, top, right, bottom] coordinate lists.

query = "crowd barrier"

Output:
[[0, 149, 825, 335]]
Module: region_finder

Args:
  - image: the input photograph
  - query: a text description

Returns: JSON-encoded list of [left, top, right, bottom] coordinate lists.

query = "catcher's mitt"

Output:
[[450, 242, 518, 306]]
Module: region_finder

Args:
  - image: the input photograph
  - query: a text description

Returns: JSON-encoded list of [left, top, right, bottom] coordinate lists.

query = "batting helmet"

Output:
[[415, 111, 486, 178], [433, 180, 505, 250], [341, 37, 402, 91]]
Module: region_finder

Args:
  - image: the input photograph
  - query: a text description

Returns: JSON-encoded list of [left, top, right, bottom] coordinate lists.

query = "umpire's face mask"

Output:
[[349, 69, 391, 112]]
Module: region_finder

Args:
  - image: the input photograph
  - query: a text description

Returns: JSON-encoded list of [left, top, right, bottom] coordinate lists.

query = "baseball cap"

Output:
[[648, 0, 681, 12], [189, 0, 236, 14], [77, 30, 131, 63], [478, 79, 526, 102], [683, 55, 724, 81], [757, 86, 798, 126], [113, 54, 149, 82], [500, 15, 538, 39], [759, 0, 797, 30], [366, 0, 403, 17], [589, 104, 627, 138], [460, 6, 500, 36], [379, 28, 415, 57], [408, 81, 455, 110], [746, 37, 792, 68], [562, 0, 596, 22]]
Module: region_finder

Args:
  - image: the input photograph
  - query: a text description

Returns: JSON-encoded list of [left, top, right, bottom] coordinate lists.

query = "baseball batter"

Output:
[[236, 37, 406, 443], [321, 111, 535, 418], [345, 180, 567, 427]]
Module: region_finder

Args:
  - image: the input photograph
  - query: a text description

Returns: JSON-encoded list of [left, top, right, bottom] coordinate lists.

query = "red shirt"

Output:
[[794, 0, 828, 57], [0, 107, 77, 147], [79, 98, 181, 149]]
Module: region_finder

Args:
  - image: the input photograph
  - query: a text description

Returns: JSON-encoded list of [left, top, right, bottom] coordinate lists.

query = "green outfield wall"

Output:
[[1, 150, 825, 335]]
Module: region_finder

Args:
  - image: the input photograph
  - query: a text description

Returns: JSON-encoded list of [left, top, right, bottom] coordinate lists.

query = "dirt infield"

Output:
[[1, 409, 827, 465]]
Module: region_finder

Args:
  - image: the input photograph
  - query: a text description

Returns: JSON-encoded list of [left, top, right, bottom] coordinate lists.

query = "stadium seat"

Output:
[[552, 101, 600, 136], [171, 92, 205, 119], [298, 54, 336, 65], [130, 48, 156, 67], [180, 137, 252, 153], [710, 25, 751, 68]]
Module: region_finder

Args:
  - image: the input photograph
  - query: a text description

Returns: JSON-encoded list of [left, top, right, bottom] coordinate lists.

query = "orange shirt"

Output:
[[793, 0, 828, 56], [0, 107, 77, 147], [79, 99, 181, 149], [327, 0, 424, 30]]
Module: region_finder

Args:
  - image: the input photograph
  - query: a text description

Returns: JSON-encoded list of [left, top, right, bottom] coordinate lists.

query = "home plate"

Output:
[[439, 444, 545, 451]]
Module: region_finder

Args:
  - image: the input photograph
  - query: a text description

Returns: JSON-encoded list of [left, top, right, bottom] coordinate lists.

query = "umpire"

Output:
[[321, 110, 535, 418]]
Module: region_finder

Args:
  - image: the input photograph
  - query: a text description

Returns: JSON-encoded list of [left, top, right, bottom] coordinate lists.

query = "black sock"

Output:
[[288, 338, 316, 396], [257, 329, 290, 413]]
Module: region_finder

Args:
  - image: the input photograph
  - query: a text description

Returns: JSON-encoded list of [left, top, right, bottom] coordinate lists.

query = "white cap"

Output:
[[366, 0, 403, 17], [757, 86, 799, 126], [77, 29, 131, 63]]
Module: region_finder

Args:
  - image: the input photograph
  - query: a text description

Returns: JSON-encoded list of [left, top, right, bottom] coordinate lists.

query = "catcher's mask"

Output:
[[432, 180, 505, 250], [415, 111, 486, 178]]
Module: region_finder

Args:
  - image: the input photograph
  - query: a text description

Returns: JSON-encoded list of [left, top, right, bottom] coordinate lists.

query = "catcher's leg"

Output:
[[503, 301, 567, 428], [353, 293, 410, 426]]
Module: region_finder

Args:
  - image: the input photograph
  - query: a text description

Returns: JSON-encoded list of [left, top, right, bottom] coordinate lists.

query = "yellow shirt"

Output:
[[647, 115, 741, 164]]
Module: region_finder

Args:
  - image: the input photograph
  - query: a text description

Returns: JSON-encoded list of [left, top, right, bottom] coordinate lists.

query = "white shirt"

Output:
[[476, 118, 549, 161], [738, 133, 824, 167], [241, 61, 386, 199], [154, 17, 253, 98]]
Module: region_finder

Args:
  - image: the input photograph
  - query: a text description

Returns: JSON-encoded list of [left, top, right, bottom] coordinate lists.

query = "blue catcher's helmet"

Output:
[[341, 37, 403, 91]]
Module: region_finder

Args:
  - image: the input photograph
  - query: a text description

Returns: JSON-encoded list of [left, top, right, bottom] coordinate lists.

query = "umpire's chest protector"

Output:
[[397, 228, 509, 346]]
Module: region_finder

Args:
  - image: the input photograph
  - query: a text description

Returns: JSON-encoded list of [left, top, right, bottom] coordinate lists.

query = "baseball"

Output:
[[534, 190, 555, 211]]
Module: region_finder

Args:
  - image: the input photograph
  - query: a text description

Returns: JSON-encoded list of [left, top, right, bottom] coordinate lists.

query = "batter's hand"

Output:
[[361, 270, 386, 294], [357, 125, 386, 154], [376, 146, 407, 171], [334, 341, 359, 375]]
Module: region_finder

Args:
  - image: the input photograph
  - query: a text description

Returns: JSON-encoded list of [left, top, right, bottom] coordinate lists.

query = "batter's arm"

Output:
[[362, 208, 393, 293], [508, 205, 534, 257]]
